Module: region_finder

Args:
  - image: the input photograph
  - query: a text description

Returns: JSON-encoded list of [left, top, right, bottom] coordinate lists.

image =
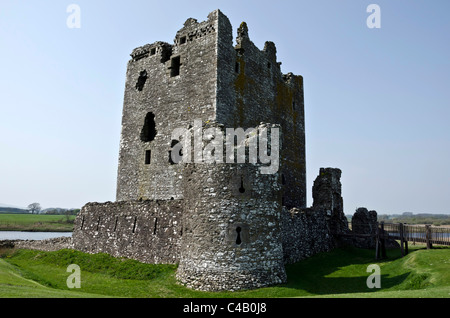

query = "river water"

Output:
[[0, 231, 72, 240]]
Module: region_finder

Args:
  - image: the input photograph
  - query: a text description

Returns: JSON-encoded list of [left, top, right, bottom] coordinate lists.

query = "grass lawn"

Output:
[[0, 245, 449, 298], [0, 214, 75, 232]]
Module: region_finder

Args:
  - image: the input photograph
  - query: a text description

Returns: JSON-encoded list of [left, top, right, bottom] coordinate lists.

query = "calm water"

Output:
[[0, 231, 72, 240]]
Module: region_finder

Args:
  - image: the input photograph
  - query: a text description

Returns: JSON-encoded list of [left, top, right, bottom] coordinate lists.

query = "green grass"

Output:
[[0, 214, 75, 232], [0, 246, 449, 298]]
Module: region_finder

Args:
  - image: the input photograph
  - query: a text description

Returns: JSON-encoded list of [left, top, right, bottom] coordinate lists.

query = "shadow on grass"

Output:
[[282, 246, 414, 295]]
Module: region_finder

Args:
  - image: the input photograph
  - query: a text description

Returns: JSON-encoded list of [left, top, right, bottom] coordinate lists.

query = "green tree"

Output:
[[27, 202, 41, 214]]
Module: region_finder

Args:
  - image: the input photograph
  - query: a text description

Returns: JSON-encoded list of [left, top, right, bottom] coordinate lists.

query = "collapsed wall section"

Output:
[[72, 200, 183, 264], [281, 168, 349, 264]]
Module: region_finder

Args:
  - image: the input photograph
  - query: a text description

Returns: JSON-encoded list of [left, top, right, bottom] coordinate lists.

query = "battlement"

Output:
[[128, 9, 301, 93]]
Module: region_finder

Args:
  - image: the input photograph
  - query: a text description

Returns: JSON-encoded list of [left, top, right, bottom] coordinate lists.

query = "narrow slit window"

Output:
[[236, 227, 242, 245], [170, 56, 181, 77], [153, 218, 158, 235], [145, 150, 151, 165], [132, 217, 137, 233], [239, 176, 246, 193], [235, 62, 240, 74], [113, 217, 118, 232]]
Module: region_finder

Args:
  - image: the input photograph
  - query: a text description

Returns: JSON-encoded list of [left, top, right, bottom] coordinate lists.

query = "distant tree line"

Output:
[[0, 207, 28, 214], [44, 209, 80, 215], [0, 204, 81, 216]]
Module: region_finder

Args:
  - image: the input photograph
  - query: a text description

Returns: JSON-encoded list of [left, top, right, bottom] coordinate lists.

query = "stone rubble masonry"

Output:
[[70, 9, 348, 292], [351, 207, 400, 249], [72, 200, 182, 264], [312, 167, 350, 237], [0, 237, 72, 252], [281, 207, 334, 265]]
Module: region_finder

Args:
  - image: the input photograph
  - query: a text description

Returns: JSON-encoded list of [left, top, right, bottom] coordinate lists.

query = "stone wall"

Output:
[[313, 168, 349, 236], [281, 207, 334, 264], [350, 207, 400, 249], [3, 237, 73, 252], [72, 200, 183, 264]]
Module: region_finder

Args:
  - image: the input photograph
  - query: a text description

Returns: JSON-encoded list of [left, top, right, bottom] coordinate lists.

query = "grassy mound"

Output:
[[0, 246, 449, 298]]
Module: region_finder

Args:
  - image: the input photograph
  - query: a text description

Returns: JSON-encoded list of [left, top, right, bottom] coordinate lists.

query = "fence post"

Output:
[[404, 224, 408, 255], [380, 221, 386, 258], [399, 223, 404, 257], [375, 222, 380, 260], [425, 225, 432, 249]]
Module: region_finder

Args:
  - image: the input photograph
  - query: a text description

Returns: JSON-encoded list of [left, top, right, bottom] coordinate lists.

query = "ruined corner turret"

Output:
[[312, 168, 349, 237]]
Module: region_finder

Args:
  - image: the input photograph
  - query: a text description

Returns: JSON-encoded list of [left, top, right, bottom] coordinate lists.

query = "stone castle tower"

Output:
[[72, 10, 347, 291], [116, 9, 305, 208]]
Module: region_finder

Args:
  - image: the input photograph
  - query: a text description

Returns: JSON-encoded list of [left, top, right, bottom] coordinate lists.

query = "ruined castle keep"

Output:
[[72, 10, 348, 291]]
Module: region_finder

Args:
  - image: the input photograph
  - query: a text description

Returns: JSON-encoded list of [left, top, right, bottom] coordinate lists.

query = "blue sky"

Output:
[[0, 1, 449, 214]]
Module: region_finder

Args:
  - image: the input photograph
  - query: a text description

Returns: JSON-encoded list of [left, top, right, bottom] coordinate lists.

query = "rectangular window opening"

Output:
[[180, 36, 187, 45], [150, 48, 156, 56], [145, 150, 151, 165], [170, 56, 181, 77]]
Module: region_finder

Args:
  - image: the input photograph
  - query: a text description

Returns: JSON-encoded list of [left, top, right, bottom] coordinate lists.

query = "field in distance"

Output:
[[0, 214, 75, 232]]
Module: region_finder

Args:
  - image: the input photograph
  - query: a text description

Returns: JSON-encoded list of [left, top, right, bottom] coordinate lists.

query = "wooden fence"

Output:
[[345, 222, 450, 259]]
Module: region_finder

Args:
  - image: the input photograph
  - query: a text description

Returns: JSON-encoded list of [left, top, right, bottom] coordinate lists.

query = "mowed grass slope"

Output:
[[0, 246, 449, 298]]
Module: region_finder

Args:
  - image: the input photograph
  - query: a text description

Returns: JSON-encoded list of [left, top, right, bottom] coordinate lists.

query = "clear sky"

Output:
[[0, 0, 449, 214]]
